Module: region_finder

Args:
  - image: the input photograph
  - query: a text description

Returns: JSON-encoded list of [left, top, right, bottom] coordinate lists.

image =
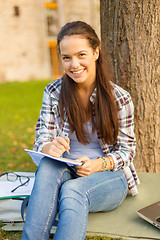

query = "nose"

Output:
[[71, 57, 79, 69]]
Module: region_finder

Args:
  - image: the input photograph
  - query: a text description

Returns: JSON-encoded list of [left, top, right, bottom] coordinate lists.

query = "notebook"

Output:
[[137, 201, 160, 229], [25, 149, 83, 166]]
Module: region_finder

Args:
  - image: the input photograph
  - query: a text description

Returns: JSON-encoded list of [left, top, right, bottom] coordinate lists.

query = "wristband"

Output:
[[108, 156, 114, 169], [97, 157, 108, 172], [97, 156, 114, 171]]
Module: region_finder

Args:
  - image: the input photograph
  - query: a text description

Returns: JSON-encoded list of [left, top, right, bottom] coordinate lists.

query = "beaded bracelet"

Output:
[[97, 156, 114, 172], [107, 156, 114, 169], [97, 157, 108, 172]]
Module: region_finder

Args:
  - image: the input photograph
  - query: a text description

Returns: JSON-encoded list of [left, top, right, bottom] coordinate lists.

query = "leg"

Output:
[[54, 169, 128, 240], [21, 157, 74, 240], [86, 169, 128, 212]]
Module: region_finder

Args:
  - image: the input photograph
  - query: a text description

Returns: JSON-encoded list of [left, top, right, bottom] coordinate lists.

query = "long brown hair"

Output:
[[57, 21, 119, 145]]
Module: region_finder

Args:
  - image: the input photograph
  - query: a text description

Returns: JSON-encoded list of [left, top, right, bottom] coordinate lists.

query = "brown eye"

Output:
[[79, 53, 86, 58], [62, 56, 70, 61]]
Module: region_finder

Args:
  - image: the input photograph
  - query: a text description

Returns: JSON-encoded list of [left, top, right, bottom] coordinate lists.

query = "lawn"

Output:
[[0, 80, 121, 240], [0, 79, 51, 174]]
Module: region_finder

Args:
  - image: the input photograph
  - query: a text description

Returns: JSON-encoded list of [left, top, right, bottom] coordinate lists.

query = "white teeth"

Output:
[[72, 69, 84, 74]]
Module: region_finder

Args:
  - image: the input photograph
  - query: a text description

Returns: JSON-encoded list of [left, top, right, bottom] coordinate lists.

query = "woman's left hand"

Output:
[[75, 156, 103, 177]]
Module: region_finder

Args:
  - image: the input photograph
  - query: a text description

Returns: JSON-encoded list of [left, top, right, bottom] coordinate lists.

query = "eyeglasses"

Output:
[[0, 172, 30, 192]]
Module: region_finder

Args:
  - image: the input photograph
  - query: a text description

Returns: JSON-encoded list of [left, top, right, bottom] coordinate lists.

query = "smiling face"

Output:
[[59, 35, 99, 89]]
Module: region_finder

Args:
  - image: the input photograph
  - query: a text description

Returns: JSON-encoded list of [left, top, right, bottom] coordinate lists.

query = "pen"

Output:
[[67, 150, 70, 155], [65, 138, 70, 155], [56, 124, 70, 155]]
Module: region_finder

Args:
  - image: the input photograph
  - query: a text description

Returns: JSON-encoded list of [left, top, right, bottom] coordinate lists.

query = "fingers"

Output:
[[75, 157, 92, 176], [65, 137, 70, 145], [42, 142, 62, 157], [65, 138, 70, 155], [75, 157, 102, 176], [42, 136, 70, 157], [56, 137, 70, 150]]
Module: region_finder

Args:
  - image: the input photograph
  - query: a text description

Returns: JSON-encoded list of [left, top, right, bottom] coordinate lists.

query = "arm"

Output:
[[75, 91, 135, 176], [107, 94, 136, 171], [33, 86, 58, 152], [75, 156, 114, 177], [33, 83, 70, 156]]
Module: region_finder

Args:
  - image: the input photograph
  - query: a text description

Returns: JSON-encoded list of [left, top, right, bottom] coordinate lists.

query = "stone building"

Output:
[[58, 0, 100, 37], [0, 0, 50, 82], [0, 0, 100, 82]]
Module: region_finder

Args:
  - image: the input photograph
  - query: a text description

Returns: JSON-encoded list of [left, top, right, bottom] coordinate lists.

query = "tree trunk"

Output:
[[100, 0, 160, 172]]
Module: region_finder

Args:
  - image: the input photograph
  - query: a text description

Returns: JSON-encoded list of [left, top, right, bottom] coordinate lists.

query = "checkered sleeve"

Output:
[[33, 84, 59, 152], [108, 86, 136, 171]]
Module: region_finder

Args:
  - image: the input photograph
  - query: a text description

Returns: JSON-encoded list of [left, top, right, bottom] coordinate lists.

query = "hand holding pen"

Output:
[[42, 136, 70, 157]]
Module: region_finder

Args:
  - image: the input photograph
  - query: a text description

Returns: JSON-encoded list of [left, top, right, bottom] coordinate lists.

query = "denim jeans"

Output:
[[21, 157, 128, 240]]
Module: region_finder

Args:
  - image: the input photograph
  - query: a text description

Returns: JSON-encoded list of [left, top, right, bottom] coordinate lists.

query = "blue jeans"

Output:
[[21, 157, 128, 240]]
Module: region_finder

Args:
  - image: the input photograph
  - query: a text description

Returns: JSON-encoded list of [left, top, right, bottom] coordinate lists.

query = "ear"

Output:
[[94, 47, 99, 61]]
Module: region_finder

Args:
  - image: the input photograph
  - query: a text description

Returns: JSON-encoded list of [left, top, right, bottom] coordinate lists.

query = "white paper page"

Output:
[[0, 178, 34, 199], [25, 149, 83, 166]]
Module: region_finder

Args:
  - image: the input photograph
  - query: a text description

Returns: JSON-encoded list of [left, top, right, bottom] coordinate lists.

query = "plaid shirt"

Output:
[[33, 78, 140, 196]]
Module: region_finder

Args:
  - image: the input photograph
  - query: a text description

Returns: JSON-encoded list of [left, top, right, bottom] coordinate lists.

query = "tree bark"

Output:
[[100, 0, 160, 172]]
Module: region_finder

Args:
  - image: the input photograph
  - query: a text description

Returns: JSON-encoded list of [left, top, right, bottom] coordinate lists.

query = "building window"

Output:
[[14, 6, 20, 16]]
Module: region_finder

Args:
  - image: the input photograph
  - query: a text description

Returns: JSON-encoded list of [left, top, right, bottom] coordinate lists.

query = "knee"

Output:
[[59, 180, 88, 211], [60, 180, 84, 198], [37, 157, 67, 177], [35, 157, 69, 189]]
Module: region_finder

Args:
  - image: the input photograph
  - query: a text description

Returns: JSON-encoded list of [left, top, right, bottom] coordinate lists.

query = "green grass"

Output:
[[0, 79, 51, 174], [0, 225, 120, 240], [0, 80, 121, 240]]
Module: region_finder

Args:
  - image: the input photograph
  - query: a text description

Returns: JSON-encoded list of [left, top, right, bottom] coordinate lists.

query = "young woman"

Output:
[[21, 21, 140, 240]]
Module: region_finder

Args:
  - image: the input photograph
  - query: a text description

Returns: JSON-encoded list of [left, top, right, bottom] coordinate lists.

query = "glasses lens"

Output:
[[8, 173, 17, 182], [20, 176, 29, 184], [0, 173, 8, 181]]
